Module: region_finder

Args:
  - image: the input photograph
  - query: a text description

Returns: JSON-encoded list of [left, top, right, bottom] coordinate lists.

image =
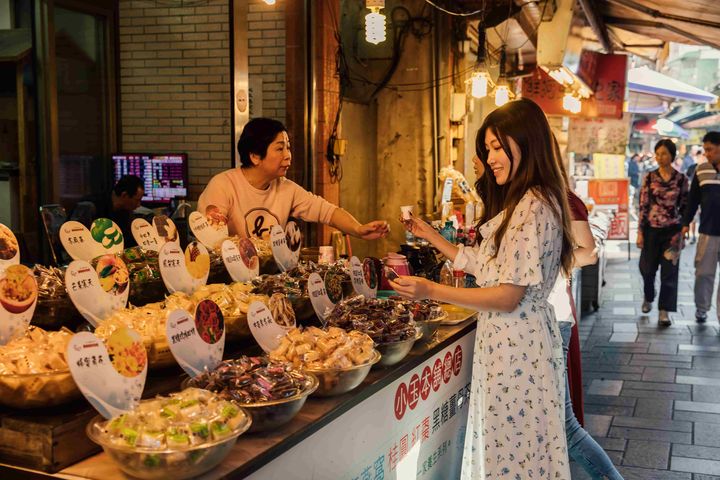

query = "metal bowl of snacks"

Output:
[[86, 388, 251, 480], [0, 369, 81, 408], [414, 311, 447, 343], [184, 357, 318, 433], [305, 350, 381, 397], [375, 329, 423, 368]]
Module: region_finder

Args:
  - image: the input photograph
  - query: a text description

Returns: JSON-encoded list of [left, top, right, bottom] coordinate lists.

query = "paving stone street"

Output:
[[572, 234, 720, 479]]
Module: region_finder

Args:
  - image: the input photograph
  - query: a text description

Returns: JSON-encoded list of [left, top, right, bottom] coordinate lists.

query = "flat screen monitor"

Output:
[[112, 153, 188, 204]]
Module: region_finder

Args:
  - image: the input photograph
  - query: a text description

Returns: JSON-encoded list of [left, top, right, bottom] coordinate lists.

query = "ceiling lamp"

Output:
[[469, 30, 493, 99], [263, 0, 276, 4], [495, 85, 511, 107], [562, 92, 582, 114], [365, 0, 386, 45]]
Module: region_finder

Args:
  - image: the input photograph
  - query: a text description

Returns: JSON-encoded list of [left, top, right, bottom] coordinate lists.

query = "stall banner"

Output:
[[131, 215, 180, 252], [350, 256, 378, 298], [60, 218, 125, 261], [307, 272, 335, 324], [221, 238, 259, 282], [593, 153, 626, 179], [247, 300, 296, 353], [0, 224, 20, 270], [65, 255, 130, 327], [246, 331, 474, 480], [568, 115, 632, 156], [189, 206, 228, 250], [158, 241, 210, 294], [588, 179, 630, 240], [67, 327, 148, 419], [166, 300, 225, 377], [270, 221, 301, 272], [0, 264, 38, 345], [521, 53, 627, 119]]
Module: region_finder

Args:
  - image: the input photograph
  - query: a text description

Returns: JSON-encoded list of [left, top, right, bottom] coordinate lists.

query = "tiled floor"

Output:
[[573, 234, 720, 479]]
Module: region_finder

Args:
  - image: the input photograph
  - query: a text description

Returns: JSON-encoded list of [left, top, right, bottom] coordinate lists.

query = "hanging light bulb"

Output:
[[495, 85, 510, 107], [263, 0, 276, 4], [470, 71, 492, 99], [562, 92, 582, 114], [365, 1, 386, 45]]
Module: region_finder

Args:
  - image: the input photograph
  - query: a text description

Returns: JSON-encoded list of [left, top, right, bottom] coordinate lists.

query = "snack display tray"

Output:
[[439, 303, 477, 325]]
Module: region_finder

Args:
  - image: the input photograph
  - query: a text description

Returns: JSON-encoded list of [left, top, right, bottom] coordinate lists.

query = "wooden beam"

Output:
[[607, 0, 720, 30], [577, 0, 614, 53], [605, 16, 720, 50]]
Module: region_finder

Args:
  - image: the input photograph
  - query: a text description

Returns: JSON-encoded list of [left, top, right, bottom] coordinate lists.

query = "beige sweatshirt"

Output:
[[197, 168, 337, 239]]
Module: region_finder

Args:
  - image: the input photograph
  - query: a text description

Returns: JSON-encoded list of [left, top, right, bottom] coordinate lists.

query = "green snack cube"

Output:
[[121, 427, 138, 447], [210, 420, 232, 440], [190, 422, 209, 442], [143, 454, 162, 468]]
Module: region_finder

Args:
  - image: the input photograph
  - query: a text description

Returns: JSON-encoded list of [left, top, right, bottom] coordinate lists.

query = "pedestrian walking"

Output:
[[682, 131, 720, 323], [637, 139, 689, 326]]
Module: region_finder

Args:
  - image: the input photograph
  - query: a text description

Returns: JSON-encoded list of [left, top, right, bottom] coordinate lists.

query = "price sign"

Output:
[[131, 219, 161, 251], [0, 265, 38, 345], [270, 223, 300, 272], [167, 300, 225, 377], [247, 300, 294, 353], [67, 327, 148, 419], [307, 272, 334, 324], [350, 256, 377, 298], [0, 224, 20, 271], [66, 255, 130, 326], [441, 177, 454, 203], [60, 218, 124, 261], [158, 241, 210, 294], [189, 209, 228, 250], [221, 238, 259, 282]]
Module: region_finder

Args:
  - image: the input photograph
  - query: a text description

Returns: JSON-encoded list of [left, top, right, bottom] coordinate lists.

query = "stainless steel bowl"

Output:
[[305, 350, 381, 397], [375, 330, 423, 367], [184, 373, 318, 433], [86, 408, 251, 480], [415, 317, 445, 343]]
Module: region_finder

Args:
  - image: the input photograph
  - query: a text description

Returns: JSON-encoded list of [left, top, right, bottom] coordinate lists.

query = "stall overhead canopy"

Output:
[[628, 66, 718, 104]]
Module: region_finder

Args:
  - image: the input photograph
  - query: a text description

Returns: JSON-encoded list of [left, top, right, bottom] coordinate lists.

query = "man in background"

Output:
[[70, 175, 144, 248]]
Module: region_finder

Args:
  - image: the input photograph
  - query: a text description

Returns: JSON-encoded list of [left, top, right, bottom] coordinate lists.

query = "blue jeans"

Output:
[[560, 321, 624, 480]]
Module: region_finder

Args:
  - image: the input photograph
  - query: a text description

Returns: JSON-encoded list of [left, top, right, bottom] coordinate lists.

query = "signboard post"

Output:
[[588, 178, 631, 259]]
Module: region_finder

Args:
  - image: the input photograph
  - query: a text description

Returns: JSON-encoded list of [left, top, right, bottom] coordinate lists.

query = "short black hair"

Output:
[[703, 131, 720, 145], [113, 175, 144, 197], [237, 117, 288, 167], [654, 138, 677, 159]]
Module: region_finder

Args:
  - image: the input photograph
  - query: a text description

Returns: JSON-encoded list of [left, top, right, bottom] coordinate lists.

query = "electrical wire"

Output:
[[423, 0, 484, 17]]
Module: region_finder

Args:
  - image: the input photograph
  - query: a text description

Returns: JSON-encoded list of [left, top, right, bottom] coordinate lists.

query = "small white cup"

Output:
[[400, 205, 414, 221]]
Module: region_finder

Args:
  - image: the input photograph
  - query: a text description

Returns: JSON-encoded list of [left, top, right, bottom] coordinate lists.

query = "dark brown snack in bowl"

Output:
[[325, 296, 416, 343]]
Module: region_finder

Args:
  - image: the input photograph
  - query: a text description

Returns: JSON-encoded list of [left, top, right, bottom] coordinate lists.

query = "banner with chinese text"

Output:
[[588, 179, 630, 240], [246, 331, 475, 480]]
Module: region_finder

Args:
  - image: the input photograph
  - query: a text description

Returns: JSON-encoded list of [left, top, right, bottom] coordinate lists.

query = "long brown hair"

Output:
[[474, 98, 574, 276]]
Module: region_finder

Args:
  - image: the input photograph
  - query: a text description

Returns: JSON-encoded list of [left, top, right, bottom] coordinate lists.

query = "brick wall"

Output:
[[247, 0, 286, 122], [118, 0, 231, 200]]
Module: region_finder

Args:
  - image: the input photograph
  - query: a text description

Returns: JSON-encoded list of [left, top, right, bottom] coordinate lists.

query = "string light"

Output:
[[495, 85, 510, 106], [470, 71, 492, 99], [365, 1, 386, 44]]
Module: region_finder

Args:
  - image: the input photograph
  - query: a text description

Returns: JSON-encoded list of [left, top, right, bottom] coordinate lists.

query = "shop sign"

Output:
[[65, 255, 130, 327], [588, 179, 630, 240], [522, 53, 627, 119], [350, 256, 378, 298], [0, 264, 38, 345], [130, 215, 180, 252], [307, 272, 334, 324], [0, 224, 20, 270], [221, 238, 259, 282], [568, 115, 632, 156], [189, 207, 229, 250], [245, 332, 474, 480], [67, 327, 148, 419], [60, 218, 125, 261], [270, 221, 301, 272], [166, 299, 225, 377], [247, 300, 295, 353], [158, 241, 210, 294], [593, 153, 626, 179]]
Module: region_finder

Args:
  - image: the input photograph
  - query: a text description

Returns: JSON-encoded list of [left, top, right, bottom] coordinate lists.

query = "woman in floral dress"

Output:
[[392, 98, 573, 479]]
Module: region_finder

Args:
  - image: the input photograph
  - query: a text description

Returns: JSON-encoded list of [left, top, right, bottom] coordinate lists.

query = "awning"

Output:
[[633, 118, 689, 138], [628, 66, 718, 104], [626, 91, 668, 115]]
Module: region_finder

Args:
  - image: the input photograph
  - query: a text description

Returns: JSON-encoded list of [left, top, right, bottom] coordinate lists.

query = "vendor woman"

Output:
[[198, 117, 389, 240]]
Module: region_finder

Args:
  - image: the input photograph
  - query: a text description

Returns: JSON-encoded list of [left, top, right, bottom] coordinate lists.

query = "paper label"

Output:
[[131, 216, 180, 252], [307, 272, 334, 324], [60, 218, 124, 261], [248, 300, 293, 353], [158, 241, 210, 294], [221, 238, 259, 282], [0, 265, 38, 345], [441, 177, 454, 203], [166, 299, 225, 377], [0, 224, 20, 270], [189, 206, 228, 250], [67, 327, 148, 419], [350, 256, 378, 298], [270, 222, 300, 272], [66, 255, 130, 326]]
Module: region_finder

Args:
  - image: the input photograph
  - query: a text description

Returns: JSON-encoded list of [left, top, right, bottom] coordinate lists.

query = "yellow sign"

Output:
[[592, 153, 626, 179]]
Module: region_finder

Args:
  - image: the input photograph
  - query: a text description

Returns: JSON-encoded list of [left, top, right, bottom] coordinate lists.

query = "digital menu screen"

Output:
[[113, 153, 188, 203]]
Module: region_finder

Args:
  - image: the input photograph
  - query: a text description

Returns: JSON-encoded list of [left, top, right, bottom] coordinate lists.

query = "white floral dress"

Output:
[[454, 190, 569, 479]]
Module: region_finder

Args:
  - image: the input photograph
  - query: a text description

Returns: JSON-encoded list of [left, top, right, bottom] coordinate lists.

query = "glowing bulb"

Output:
[[562, 93, 582, 114], [263, 0, 276, 4], [365, 8, 386, 44], [470, 72, 491, 99], [495, 85, 510, 107]]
